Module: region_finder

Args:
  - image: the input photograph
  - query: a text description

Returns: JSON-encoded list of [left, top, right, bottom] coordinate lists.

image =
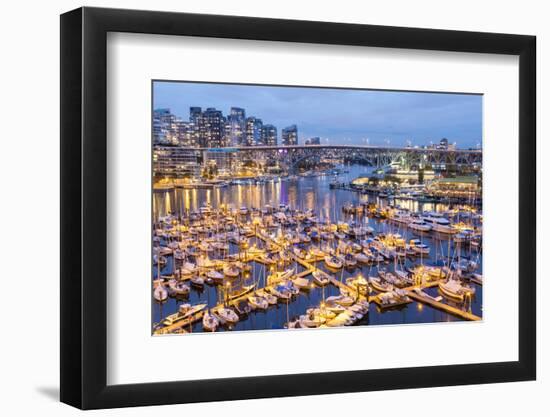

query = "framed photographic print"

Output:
[[60, 6, 536, 410]]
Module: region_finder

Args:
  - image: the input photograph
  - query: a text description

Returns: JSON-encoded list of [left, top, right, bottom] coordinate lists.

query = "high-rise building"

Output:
[[153, 108, 169, 144], [153, 108, 180, 145], [189, 107, 202, 123], [175, 120, 196, 147], [228, 107, 246, 146], [305, 137, 320, 145], [200, 108, 225, 148], [437, 138, 449, 150], [245, 117, 263, 146], [261, 124, 277, 146], [282, 125, 298, 146], [189, 107, 203, 147]]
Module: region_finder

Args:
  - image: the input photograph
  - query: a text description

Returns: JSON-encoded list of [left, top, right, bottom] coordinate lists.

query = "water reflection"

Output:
[[152, 165, 483, 332]]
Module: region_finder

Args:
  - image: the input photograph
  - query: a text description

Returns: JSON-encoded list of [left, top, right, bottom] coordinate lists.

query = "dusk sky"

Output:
[[153, 81, 482, 148]]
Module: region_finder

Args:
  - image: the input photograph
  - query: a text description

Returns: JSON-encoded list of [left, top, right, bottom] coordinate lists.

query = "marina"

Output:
[[152, 165, 483, 335]]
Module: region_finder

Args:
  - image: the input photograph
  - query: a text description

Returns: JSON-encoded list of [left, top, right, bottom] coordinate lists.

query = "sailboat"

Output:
[[202, 310, 219, 332], [368, 276, 393, 293], [438, 278, 475, 301], [215, 307, 240, 324], [153, 284, 168, 302], [312, 269, 331, 286], [325, 255, 343, 269]]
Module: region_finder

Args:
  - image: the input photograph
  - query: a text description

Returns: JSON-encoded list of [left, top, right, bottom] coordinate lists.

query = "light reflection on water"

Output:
[[154, 166, 448, 221], [152, 165, 483, 333]]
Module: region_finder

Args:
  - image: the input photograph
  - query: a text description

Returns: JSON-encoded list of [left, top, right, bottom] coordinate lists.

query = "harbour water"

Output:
[[153, 165, 482, 333]]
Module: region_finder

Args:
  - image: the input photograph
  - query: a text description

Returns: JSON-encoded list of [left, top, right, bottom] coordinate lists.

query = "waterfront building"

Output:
[[203, 148, 237, 177], [305, 137, 320, 145], [153, 146, 201, 178], [282, 125, 298, 146], [428, 176, 480, 194], [261, 124, 278, 146], [245, 117, 263, 146]]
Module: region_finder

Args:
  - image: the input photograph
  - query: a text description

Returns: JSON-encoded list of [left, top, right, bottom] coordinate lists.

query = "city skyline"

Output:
[[153, 81, 482, 148]]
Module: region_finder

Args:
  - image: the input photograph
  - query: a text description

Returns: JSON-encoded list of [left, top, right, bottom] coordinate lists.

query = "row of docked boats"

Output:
[[287, 294, 370, 329], [153, 200, 482, 333]]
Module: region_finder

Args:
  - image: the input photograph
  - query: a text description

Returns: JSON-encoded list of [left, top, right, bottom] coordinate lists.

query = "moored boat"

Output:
[[325, 255, 343, 269], [368, 276, 393, 293], [438, 279, 475, 301], [312, 269, 331, 286]]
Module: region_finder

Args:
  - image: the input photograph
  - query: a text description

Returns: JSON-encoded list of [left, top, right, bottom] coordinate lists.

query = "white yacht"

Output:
[[423, 216, 456, 234]]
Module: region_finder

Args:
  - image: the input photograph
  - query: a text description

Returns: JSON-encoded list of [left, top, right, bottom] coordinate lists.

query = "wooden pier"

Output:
[[155, 218, 481, 335], [153, 310, 204, 335], [406, 289, 481, 321]]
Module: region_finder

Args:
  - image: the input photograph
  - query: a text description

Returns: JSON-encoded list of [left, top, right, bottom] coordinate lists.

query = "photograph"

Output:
[[151, 81, 483, 335]]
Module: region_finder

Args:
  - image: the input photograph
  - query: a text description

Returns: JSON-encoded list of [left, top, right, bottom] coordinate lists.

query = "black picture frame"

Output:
[[60, 6, 536, 410]]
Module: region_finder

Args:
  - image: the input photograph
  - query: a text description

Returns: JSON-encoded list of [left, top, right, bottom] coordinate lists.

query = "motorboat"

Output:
[[234, 300, 252, 315], [425, 266, 446, 279], [378, 290, 410, 306], [206, 270, 224, 285], [293, 246, 309, 260], [168, 279, 190, 296], [257, 289, 278, 305], [280, 280, 300, 295], [292, 276, 312, 290], [190, 275, 205, 287], [409, 239, 430, 255], [268, 285, 292, 300], [326, 294, 355, 307], [179, 262, 197, 276], [354, 252, 371, 264], [423, 216, 456, 234], [300, 311, 327, 328], [408, 220, 432, 232], [342, 253, 358, 268], [223, 265, 240, 278], [196, 256, 220, 269], [389, 211, 412, 224]]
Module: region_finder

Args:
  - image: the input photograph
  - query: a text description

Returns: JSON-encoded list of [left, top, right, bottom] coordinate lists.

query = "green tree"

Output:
[[418, 167, 425, 184]]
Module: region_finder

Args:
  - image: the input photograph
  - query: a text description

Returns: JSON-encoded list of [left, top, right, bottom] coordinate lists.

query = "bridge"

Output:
[[197, 145, 482, 174], [154, 144, 482, 177]]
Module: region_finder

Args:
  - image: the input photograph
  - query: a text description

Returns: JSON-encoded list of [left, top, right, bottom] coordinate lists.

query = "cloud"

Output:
[[154, 81, 482, 148]]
